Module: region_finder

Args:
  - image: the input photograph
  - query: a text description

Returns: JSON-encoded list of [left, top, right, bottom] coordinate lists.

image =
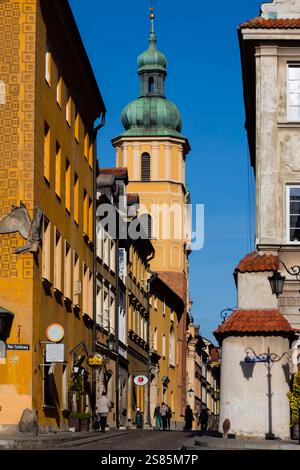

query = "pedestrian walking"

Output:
[[199, 408, 209, 431], [160, 402, 168, 431], [184, 405, 194, 432], [153, 403, 162, 430], [96, 391, 112, 433], [166, 405, 172, 431]]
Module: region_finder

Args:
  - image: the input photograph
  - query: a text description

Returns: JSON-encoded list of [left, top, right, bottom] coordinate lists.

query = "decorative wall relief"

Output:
[[0, 202, 43, 254]]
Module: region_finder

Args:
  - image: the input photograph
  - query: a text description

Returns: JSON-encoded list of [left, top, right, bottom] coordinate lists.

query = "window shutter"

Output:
[[141, 153, 151, 181]]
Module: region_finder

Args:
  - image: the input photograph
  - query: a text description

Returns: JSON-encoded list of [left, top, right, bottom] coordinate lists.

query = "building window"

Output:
[[66, 91, 72, 126], [55, 142, 61, 199], [84, 132, 89, 160], [44, 122, 51, 183], [148, 77, 155, 93], [153, 327, 158, 351], [54, 229, 62, 291], [88, 269, 93, 318], [88, 197, 93, 241], [0, 80, 6, 105], [45, 42, 51, 86], [64, 241, 72, 300], [56, 72, 62, 107], [89, 141, 94, 169], [42, 215, 51, 281], [162, 334, 166, 358], [287, 185, 300, 242], [288, 65, 300, 121], [73, 251, 80, 307], [169, 326, 175, 366], [82, 264, 89, 314], [96, 280, 102, 325], [141, 153, 151, 181], [83, 190, 88, 235], [74, 173, 79, 225], [162, 299, 166, 317], [75, 109, 80, 142], [65, 159, 71, 213]]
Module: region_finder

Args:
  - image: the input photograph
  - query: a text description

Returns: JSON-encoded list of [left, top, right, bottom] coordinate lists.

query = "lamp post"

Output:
[[268, 259, 300, 297], [245, 346, 289, 440]]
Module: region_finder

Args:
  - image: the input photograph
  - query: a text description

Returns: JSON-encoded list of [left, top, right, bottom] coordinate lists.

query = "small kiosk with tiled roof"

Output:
[[214, 252, 296, 439]]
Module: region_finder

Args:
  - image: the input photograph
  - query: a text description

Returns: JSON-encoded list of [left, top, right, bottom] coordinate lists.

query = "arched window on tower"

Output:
[[141, 153, 151, 181], [139, 214, 152, 239], [148, 77, 155, 93]]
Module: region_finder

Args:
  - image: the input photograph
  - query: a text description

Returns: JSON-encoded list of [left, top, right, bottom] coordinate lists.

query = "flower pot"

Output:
[[68, 416, 81, 432], [80, 418, 90, 432]]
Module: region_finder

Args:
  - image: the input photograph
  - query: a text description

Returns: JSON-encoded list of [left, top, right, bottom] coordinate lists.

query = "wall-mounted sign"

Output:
[[6, 344, 30, 351], [134, 375, 149, 386], [245, 354, 268, 363], [46, 323, 64, 343], [45, 343, 64, 363], [87, 353, 104, 369]]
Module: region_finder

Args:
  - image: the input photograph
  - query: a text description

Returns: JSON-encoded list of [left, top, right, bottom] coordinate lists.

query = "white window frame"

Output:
[[286, 185, 300, 244], [287, 63, 300, 122]]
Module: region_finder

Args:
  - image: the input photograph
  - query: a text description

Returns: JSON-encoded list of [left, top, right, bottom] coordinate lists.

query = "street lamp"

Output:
[[107, 333, 115, 352], [187, 387, 194, 398], [268, 259, 300, 297], [245, 346, 289, 440]]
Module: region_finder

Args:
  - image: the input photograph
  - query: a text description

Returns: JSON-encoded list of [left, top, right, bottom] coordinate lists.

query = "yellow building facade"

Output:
[[0, 0, 105, 432], [149, 275, 185, 429]]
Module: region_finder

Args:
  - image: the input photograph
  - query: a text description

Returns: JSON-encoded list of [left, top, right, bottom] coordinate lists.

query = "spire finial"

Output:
[[149, 6, 156, 45]]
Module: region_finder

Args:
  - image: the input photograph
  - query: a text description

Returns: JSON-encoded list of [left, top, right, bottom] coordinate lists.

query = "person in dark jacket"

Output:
[[153, 403, 162, 431], [184, 405, 194, 431], [199, 408, 209, 431]]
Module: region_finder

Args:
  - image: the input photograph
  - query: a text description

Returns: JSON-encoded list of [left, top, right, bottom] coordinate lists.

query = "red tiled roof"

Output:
[[100, 167, 128, 178], [158, 271, 187, 305], [240, 17, 300, 29], [214, 309, 295, 342], [235, 251, 278, 274], [127, 193, 140, 204]]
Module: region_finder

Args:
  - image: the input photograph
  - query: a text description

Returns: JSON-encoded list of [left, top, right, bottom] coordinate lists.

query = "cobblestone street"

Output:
[[64, 430, 200, 451]]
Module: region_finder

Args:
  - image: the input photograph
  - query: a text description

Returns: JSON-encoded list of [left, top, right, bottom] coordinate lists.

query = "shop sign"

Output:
[[134, 375, 148, 386], [87, 353, 104, 369], [45, 343, 64, 363]]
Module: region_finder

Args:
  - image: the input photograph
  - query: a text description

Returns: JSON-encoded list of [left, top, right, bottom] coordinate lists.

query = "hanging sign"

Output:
[[245, 354, 269, 363], [46, 323, 64, 343], [87, 353, 104, 369], [46, 343, 65, 363], [134, 375, 149, 386]]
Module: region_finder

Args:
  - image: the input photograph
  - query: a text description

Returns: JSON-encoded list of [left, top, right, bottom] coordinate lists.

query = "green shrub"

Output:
[[287, 371, 300, 427]]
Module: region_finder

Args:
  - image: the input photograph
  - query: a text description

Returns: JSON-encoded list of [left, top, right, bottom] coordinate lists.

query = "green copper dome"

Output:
[[119, 11, 184, 139], [121, 96, 182, 137]]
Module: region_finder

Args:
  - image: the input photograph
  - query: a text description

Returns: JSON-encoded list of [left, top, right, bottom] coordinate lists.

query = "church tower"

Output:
[[112, 9, 191, 415], [112, 9, 191, 299]]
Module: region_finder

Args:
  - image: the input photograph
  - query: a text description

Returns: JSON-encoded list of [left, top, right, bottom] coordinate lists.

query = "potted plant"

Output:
[[68, 412, 81, 432], [78, 412, 92, 432], [287, 371, 300, 440], [68, 375, 84, 432]]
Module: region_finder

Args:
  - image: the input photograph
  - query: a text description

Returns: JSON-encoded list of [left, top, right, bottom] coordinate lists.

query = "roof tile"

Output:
[[240, 17, 300, 29], [214, 309, 295, 342], [235, 251, 278, 274]]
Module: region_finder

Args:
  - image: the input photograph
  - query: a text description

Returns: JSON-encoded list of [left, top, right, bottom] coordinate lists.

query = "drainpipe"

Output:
[[146, 253, 156, 428], [115, 208, 120, 429], [92, 111, 106, 429]]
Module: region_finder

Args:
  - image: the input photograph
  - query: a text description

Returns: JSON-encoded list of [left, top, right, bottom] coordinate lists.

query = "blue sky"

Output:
[[69, 0, 263, 341]]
